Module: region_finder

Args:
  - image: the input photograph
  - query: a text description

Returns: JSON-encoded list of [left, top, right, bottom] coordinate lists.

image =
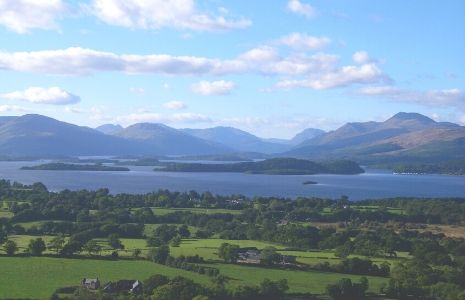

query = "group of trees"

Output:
[[141, 274, 289, 300]]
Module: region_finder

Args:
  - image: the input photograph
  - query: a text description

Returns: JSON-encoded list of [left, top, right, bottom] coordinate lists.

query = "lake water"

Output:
[[0, 161, 464, 200]]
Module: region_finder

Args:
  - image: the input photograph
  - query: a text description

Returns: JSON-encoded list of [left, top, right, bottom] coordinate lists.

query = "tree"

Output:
[[47, 235, 65, 254], [218, 243, 239, 263], [171, 235, 182, 247], [326, 278, 368, 300], [143, 274, 170, 295], [132, 248, 142, 258], [28, 238, 46, 256], [82, 240, 102, 256], [147, 224, 178, 246], [0, 228, 7, 244], [3, 240, 18, 255], [148, 245, 170, 264], [260, 247, 281, 266], [60, 241, 83, 256], [178, 225, 190, 238], [259, 279, 289, 300], [108, 234, 124, 250]]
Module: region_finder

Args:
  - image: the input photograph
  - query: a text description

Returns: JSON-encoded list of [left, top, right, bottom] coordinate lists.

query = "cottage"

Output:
[[237, 247, 261, 264], [81, 278, 100, 290], [281, 255, 297, 265], [103, 280, 143, 294]]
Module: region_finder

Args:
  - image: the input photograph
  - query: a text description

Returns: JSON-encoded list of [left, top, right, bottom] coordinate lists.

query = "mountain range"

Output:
[[0, 113, 463, 164]]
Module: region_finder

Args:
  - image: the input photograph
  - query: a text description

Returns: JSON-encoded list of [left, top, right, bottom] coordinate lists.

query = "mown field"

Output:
[[0, 255, 387, 299], [0, 236, 391, 298]]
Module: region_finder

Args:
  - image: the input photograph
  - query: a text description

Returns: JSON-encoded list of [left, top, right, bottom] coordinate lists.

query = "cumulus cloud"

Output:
[[1, 87, 81, 105], [239, 46, 280, 62], [287, 0, 315, 18], [357, 86, 465, 110], [0, 0, 65, 33], [163, 101, 186, 110], [0, 47, 389, 90], [277, 63, 388, 90], [0, 47, 246, 76], [352, 51, 375, 64], [191, 80, 236, 96], [0, 104, 28, 113], [90, 0, 251, 31], [278, 33, 331, 50]]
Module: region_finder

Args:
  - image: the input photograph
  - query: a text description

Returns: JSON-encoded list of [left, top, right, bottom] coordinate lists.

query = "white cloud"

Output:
[[261, 53, 339, 76], [163, 101, 186, 110], [129, 87, 145, 95], [278, 33, 331, 50], [356, 86, 465, 110], [0, 47, 390, 90], [64, 106, 84, 113], [91, 0, 251, 31], [191, 80, 236, 96], [239, 46, 279, 62], [277, 63, 388, 90], [352, 51, 373, 64], [0, 104, 28, 113], [287, 0, 315, 18], [1, 87, 81, 105], [0, 47, 246, 76], [0, 0, 65, 33]]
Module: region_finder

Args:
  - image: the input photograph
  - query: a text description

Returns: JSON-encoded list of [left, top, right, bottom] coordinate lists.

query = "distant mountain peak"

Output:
[[387, 112, 435, 124], [96, 124, 123, 135]]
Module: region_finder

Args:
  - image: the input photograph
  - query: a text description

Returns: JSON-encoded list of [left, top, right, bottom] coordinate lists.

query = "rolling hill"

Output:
[[288, 112, 465, 164], [181, 126, 291, 153]]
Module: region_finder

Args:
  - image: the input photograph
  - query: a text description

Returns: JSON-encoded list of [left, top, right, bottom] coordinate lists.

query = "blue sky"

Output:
[[0, 0, 464, 138]]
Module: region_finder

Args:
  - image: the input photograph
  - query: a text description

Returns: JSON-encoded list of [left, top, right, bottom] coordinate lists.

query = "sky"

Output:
[[0, 0, 464, 138]]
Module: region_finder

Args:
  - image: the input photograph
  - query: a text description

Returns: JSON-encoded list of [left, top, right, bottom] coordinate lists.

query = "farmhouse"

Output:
[[237, 247, 261, 264], [81, 278, 100, 290]]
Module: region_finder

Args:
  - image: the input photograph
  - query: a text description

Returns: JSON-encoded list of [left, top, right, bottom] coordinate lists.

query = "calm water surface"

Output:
[[0, 161, 464, 200]]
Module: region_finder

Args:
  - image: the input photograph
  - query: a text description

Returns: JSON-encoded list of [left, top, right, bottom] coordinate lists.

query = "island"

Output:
[[116, 158, 160, 166], [302, 180, 318, 185], [21, 163, 130, 171], [155, 158, 364, 175]]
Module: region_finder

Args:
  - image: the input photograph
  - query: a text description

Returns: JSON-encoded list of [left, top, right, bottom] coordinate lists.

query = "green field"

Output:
[[0, 255, 388, 299], [0, 257, 210, 299], [0, 236, 391, 298], [149, 207, 242, 215], [0, 210, 12, 218]]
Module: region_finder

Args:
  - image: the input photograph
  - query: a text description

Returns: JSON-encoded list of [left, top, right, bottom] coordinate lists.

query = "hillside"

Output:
[[181, 127, 291, 154], [0, 114, 144, 156], [288, 112, 465, 164], [115, 123, 231, 155]]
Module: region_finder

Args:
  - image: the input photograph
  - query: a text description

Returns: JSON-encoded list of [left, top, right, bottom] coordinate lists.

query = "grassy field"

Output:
[[0, 256, 211, 299], [0, 210, 13, 218], [0, 255, 388, 298], [149, 207, 242, 215], [0, 236, 392, 298], [205, 263, 388, 294]]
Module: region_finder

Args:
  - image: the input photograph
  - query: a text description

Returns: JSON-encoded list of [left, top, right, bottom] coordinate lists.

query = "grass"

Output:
[[149, 207, 242, 216], [0, 256, 211, 299], [0, 237, 392, 298], [206, 263, 388, 294], [0, 210, 13, 218], [0, 235, 62, 254]]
